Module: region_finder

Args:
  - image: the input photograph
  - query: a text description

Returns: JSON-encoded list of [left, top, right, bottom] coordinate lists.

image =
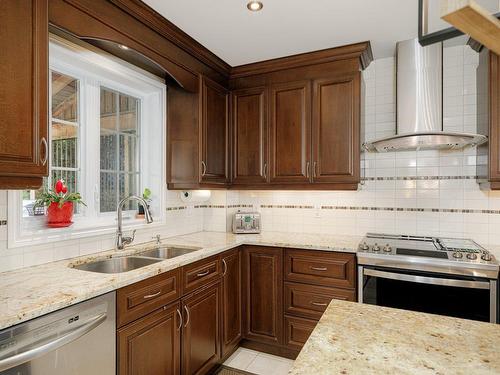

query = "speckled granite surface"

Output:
[[289, 300, 500, 375], [0, 231, 361, 330]]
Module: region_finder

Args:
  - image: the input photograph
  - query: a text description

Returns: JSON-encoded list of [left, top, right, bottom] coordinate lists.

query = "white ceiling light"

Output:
[[247, 1, 263, 11]]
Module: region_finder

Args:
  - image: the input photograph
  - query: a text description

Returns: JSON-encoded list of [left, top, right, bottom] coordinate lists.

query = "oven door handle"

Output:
[[364, 268, 491, 289], [0, 312, 107, 372]]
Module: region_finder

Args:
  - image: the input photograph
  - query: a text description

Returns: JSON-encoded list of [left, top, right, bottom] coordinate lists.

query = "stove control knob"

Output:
[[466, 253, 477, 260], [360, 242, 370, 251], [372, 243, 381, 252], [452, 252, 463, 259], [481, 253, 492, 262], [383, 244, 392, 252]]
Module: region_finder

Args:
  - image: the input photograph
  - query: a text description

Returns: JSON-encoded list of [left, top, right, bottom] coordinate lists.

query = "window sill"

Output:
[[8, 215, 166, 249]]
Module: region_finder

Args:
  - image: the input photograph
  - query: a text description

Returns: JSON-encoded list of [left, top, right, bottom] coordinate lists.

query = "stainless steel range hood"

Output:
[[363, 38, 487, 152]]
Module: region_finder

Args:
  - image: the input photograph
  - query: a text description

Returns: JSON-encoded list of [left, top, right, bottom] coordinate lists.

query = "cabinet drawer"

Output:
[[182, 255, 221, 295], [117, 268, 180, 328], [284, 282, 355, 320], [284, 315, 317, 351], [284, 249, 356, 289]]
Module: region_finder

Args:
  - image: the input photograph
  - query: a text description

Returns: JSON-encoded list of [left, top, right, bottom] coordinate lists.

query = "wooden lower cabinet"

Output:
[[118, 302, 181, 375], [242, 246, 283, 346], [284, 315, 317, 351], [221, 249, 242, 356], [182, 281, 221, 375]]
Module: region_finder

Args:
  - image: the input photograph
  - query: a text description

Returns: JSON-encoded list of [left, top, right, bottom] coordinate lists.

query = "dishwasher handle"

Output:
[[0, 312, 107, 372]]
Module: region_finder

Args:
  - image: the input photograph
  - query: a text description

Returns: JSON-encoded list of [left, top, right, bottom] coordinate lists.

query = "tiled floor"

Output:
[[223, 347, 294, 375]]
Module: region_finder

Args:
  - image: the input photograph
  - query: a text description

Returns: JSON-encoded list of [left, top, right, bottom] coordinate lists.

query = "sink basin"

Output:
[[138, 246, 201, 259], [73, 256, 162, 274]]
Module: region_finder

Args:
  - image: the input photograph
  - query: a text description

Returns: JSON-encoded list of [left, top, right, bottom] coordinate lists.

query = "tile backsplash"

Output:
[[1, 46, 500, 272]]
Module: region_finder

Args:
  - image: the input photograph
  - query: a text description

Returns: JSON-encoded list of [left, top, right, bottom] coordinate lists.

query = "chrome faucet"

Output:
[[116, 195, 153, 250]]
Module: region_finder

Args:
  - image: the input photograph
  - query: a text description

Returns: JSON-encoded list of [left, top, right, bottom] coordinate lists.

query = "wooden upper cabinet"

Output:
[[200, 77, 229, 185], [312, 74, 360, 185], [0, 0, 48, 189], [232, 87, 268, 184], [242, 246, 283, 346], [487, 52, 500, 189], [269, 81, 312, 184]]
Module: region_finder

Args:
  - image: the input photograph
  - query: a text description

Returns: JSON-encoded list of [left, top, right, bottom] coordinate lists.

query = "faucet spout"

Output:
[[116, 195, 153, 250]]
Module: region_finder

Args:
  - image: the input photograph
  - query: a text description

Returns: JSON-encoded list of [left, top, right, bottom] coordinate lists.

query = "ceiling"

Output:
[[143, 0, 419, 66]]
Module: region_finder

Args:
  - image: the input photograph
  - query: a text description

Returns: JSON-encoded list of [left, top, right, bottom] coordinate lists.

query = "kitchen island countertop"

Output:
[[289, 299, 500, 375]]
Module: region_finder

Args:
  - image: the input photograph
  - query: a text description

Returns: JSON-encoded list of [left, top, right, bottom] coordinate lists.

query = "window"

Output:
[[9, 36, 166, 247]]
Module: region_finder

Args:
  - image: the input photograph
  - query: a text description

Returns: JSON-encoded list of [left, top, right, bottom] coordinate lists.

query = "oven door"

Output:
[[359, 266, 497, 323]]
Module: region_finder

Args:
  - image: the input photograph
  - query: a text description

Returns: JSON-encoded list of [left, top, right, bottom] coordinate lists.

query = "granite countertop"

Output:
[[289, 300, 500, 375], [0, 231, 361, 331]]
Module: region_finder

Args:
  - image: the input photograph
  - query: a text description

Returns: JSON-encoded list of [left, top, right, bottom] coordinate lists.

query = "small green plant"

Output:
[[142, 188, 152, 202], [35, 179, 86, 208]]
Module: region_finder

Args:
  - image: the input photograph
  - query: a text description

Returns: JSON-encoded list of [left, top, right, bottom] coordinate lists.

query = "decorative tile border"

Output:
[[0, 220, 6, 226], [260, 204, 314, 209], [166, 204, 254, 211], [166, 206, 187, 211], [321, 206, 500, 214], [361, 176, 478, 181]]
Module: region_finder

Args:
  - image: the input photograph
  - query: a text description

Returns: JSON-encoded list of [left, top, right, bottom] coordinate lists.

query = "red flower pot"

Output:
[[47, 201, 74, 228]]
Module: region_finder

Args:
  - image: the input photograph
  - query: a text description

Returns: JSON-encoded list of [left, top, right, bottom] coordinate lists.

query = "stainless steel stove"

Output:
[[357, 233, 499, 323]]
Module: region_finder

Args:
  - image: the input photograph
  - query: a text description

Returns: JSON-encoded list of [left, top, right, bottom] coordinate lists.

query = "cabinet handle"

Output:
[[196, 269, 210, 277], [40, 137, 48, 166], [310, 266, 327, 271], [311, 301, 328, 307], [201, 161, 207, 176], [183, 305, 190, 327], [263, 163, 267, 179], [176, 308, 183, 330], [222, 259, 227, 276], [313, 162, 318, 178], [306, 161, 310, 178], [143, 290, 161, 299]]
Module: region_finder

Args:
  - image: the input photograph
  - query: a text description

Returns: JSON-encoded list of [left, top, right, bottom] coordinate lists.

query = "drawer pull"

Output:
[[310, 266, 327, 271], [311, 301, 328, 307], [143, 291, 161, 299], [196, 270, 210, 277]]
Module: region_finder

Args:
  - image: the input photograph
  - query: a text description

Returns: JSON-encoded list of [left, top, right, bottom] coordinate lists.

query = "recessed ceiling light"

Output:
[[247, 1, 263, 12], [119, 45, 129, 50]]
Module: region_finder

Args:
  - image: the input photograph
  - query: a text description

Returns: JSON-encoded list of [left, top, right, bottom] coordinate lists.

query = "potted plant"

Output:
[[137, 188, 152, 218], [35, 179, 86, 228]]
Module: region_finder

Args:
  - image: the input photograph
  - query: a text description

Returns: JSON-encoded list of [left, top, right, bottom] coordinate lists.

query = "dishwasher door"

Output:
[[0, 292, 115, 375]]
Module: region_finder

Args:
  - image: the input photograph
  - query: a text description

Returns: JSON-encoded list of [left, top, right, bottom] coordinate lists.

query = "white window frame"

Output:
[[8, 35, 167, 248]]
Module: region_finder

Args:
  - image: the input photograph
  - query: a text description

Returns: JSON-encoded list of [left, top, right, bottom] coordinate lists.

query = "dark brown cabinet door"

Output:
[[221, 249, 242, 356], [200, 77, 229, 185], [269, 81, 311, 184], [312, 74, 360, 184], [118, 302, 181, 375], [242, 246, 283, 346], [182, 281, 221, 375], [0, 0, 48, 188], [489, 52, 500, 188], [232, 87, 268, 184]]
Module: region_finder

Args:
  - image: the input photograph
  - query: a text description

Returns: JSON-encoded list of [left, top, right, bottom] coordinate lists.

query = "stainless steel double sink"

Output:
[[72, 246, 201, 274]]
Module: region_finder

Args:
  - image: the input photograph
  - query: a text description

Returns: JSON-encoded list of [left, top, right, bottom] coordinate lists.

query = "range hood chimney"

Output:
[[363, 38, 487, 152]]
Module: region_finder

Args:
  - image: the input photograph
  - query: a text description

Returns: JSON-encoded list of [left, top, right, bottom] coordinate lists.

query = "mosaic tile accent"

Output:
[[260, 205, 314, 209], [361, 176, 478, 181], [0, 220, 6, 226], [320, 206, 500, 215], [166, 206, 187, 211]]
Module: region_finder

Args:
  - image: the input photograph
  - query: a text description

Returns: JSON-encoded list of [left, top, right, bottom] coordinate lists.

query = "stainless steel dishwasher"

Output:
[[0, 292, 115, 375]]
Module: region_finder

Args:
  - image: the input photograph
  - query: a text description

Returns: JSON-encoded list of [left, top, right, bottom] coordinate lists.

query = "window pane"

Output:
[[119, 173, 138, 210], [100, 172, 117, 213], [100, 132, 117, 170], [100, 88, 118, 131], [119, 135, 138, 172], [119, 94, 138, 135], [51, 123, 78, 168], [52, 72, 78, 122]]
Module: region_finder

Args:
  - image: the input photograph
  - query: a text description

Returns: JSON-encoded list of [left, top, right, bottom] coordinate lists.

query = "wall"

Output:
[[2, 45, 500, 272], [203, 48, 500, 257]]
